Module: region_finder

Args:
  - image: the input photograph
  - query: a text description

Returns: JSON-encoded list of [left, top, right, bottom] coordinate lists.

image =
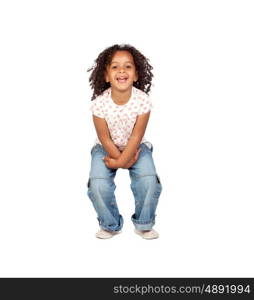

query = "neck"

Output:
[[111, 87, 132, 105]]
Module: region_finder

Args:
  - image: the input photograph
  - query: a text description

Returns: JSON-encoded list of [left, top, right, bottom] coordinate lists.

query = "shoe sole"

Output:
[[96, 231, 122, 239], [134, 229, 159, 240]]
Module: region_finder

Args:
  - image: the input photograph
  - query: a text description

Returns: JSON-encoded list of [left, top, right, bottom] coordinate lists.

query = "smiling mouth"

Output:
[[116, 77, 128, 83]]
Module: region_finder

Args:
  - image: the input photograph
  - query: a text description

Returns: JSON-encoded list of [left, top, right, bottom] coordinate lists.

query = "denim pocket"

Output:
[[87, 178, 90, 188], [155, 174, 162, 198], [140, 143, 153, 154], [156, 174, 161, 184], [90, 145, 97, 154], [91, 144, 102, 155]]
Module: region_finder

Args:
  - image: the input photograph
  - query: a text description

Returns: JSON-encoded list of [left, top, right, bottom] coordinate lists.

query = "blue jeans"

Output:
[[87, 143, 162, 232]]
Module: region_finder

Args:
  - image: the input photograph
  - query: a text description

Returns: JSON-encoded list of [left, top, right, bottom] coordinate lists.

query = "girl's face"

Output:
[[104, 50, 138, 92]]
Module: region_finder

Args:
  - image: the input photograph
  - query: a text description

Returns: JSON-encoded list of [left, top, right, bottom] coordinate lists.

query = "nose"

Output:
[[118, 66, 126, 72]]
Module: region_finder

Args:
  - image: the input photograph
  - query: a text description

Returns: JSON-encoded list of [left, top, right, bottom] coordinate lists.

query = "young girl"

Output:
[[87, 44, 162, 239]]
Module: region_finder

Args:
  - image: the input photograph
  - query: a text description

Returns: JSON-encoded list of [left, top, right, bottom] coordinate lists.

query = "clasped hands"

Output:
[[103, 148, 141, 169]]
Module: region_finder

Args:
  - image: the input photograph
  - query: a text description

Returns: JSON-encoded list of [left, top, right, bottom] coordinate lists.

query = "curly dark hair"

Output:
[[87, 44, 153, 100]]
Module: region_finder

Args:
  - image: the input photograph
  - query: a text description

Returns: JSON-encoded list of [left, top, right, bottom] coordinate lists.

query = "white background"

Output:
[[0, 0, 253, 277]]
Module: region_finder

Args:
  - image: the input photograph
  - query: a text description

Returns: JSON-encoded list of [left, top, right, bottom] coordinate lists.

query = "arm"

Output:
[[118, 111, 150, 167], [93, 115, 140, 168], [104, 112, 151, 169], [92, 115, 121, 159]]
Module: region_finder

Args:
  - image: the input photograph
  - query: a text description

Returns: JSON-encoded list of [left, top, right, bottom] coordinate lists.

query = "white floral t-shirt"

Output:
[[90, 86, 153, 151]]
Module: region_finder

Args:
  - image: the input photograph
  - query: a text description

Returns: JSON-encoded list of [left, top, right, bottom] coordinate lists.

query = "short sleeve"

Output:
[[89, 98, 105, 118], [138, 94, 153, 115]]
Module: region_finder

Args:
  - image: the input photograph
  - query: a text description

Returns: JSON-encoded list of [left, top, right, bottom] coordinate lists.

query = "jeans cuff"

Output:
[[131, 214, 155, 231], [98, 215, 123, 232]]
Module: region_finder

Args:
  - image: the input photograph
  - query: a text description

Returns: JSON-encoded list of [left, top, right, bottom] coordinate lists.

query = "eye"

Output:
[[126, 65, 132, 68], [112, 66, 117, 69]]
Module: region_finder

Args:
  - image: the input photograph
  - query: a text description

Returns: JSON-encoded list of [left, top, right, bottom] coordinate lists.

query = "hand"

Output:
[[122, 148, 141, 169], [103, 156, 121, 169]]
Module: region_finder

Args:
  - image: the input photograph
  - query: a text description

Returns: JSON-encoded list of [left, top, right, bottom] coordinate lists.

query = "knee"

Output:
[[88, 178, 115, 197], [137, 174, 162, 195]]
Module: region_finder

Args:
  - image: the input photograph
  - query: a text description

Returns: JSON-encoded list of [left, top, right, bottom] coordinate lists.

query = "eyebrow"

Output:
[[110, 61, 134, 64]]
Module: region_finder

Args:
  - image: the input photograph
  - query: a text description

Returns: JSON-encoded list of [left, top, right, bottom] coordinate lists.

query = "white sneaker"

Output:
[[95, 229, 121, 239], [134, 229, 159, 240]]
